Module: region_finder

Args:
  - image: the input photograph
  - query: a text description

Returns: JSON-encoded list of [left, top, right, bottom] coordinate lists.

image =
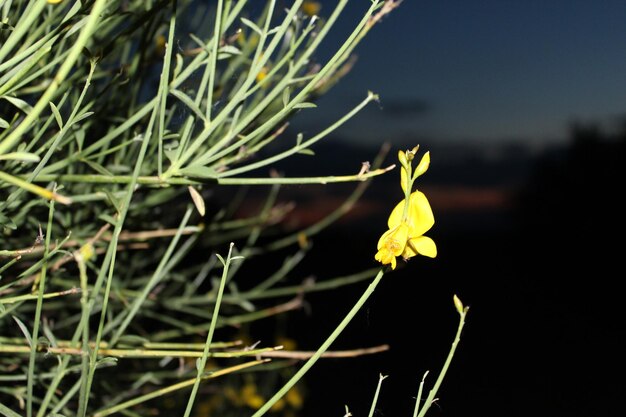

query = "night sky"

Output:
[[291, 0, 626, 148]]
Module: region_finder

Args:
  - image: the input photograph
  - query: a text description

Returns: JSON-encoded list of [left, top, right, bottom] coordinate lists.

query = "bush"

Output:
[[0, 1, 465, 416]]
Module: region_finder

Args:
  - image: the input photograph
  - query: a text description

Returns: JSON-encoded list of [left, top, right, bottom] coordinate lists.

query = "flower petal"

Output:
[[403, 235, 437, 259], [375, 223, 410, 268], [377, 226, 394, 249], [407, 191, 434, 236], [377, 224, 408, 255], [387, 198, 405, 228]]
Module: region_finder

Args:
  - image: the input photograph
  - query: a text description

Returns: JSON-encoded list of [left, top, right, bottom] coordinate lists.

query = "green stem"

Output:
[[251, 267, 387, 417], [182, 242, 238, 417], [0, 171, 71, 204], [416, 302, 468, 417], [26, 190, 55, 417], [368, 374, 388, 417], [28, 165, 392, 186], [220, 91, 378, 177], [0, 288, 80, 305], [204, 0, 223, 121]]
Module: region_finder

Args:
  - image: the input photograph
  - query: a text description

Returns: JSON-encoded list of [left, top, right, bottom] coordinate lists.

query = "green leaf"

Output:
[[49, 102, 63, 129], [98, 213, 118, 227], [241, 17, 262, 35], [0, 117, 8, 128], [215, 253, 225, 266], [282, 87, 291, 108], [179, 165, 218, 179], [43, 321, 58, 348], [0, 152, 40, 163], [62, 0, 83, 23], [74, 127, 85, 150], [170, 89, 207, 123], [267, 26, 281, 35], [189, 33, 208, 50], [173, 53, 184, 80], [71, 111, 94, 125], [164, 148, 178, 163], [218, 45, 242, 59], [294, 102, 317, 109], [102, 189, 123, 213], [81, 159, 113, 176], [297, 148, 315, 156], [12, 315, 32, 348], [2, 96, 33, 114], [106, 164, 131, 174], [65, 15, 88, 38], [218, 45, 241, 56], [96, 357, 118, 368], [117, 334, 150, 346]]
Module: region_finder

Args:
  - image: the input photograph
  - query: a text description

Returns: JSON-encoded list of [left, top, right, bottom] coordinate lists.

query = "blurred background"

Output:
[[259, 1, 626, 416]]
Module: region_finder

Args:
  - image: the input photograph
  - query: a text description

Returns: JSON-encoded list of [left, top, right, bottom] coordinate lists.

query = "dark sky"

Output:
[[291, 0, 626, 149]]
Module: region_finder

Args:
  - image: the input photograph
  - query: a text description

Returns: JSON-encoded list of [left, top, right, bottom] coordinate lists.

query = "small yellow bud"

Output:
[[256, 66, 268, 83], [79, 243, 95, 262], [47, 0, 63, 4], [297, 232, 309, 249], [405, 145, 419, 161], [398, 150, 407, 166], [453, 294, 464, 314], [155, 34, 166, 56]]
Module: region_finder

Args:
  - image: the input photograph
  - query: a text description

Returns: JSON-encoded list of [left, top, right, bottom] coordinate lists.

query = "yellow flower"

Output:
[[301, 1, 321, 16], [270, 398, 286, 412], [388, 190, 437, 260], [256, 66, 268, 83], [155, 34, 167, 57], [241, 383, 265, 409], [375, 223, 409, 270], [275, 336, 297, 351], [375, 148, 437, 269], [47, 0, 63, 3], [285, 385, 304, 409]]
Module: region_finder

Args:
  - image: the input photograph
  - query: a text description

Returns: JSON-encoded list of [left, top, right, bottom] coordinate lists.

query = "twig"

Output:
[[259, 344, 390, 360]]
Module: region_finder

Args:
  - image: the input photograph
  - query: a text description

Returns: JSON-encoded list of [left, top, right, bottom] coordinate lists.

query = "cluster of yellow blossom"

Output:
[[375, 146, 437, 269]]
